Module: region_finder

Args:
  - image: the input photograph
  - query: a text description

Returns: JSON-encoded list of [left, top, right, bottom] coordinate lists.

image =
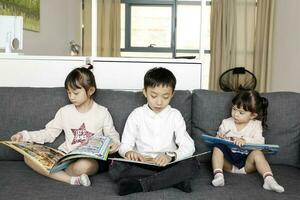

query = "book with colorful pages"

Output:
[[0, 136, 111, 174]]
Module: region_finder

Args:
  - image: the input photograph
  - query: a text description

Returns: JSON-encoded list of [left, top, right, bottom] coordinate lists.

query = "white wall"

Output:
[[271, 0, 300, 92], [91, 57, 202, 90], [0, 56, 202, 90], [22, 0, 81, 56], [0, 56, 87, 87]]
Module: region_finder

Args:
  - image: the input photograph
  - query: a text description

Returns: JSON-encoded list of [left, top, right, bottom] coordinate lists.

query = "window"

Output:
[[131, 6, 172, 48], [121, 0, 210, 58], [121, 0, 211, 88]]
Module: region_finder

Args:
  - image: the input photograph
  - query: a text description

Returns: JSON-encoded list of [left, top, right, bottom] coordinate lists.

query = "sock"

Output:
[[118, 178, 143, 196], [70, 174, 91, 187], [263, 173, 284, 193], [173, 180, 192, 193], [212, 169, 224, 187]]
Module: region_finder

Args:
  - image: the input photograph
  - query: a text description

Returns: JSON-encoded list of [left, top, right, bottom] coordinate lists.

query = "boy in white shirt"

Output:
[[109, 67, 198, 195]]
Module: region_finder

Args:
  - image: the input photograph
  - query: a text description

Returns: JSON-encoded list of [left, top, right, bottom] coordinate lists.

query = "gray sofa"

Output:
[[0, 87, 299, 200]]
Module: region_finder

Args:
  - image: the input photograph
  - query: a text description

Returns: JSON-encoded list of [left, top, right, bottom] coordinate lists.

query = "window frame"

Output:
[[121, 0, 207, 58]]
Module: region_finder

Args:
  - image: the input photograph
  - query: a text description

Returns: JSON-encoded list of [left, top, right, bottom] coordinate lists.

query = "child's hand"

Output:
[[216, 132, 226, 139], [10, 133, 23, 142], [153, 153, 172, 167], [233, 137, 246, 146], [108, 143, 119, 154], [125, 151, 146, 162]]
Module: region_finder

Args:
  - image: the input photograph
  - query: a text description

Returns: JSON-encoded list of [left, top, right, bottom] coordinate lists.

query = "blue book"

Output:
[[201, 134, 279, 155]]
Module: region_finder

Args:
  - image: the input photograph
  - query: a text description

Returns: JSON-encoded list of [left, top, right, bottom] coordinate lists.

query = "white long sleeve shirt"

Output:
[[118, 104, 195, 161], [218, 117, 265, 144], [21, 101, 120, 153]]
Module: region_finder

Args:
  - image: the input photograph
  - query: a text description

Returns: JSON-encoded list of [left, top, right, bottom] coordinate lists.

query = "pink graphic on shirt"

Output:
[[71, 123, 94, 144]]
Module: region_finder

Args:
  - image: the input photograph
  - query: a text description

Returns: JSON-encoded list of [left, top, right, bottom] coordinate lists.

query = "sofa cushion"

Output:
[[263, 92, 300, 166], [191, 90, 234, 159], [0, 87, 192, 161], [0, 161, 299, 200], [192, 89, 300, 167]]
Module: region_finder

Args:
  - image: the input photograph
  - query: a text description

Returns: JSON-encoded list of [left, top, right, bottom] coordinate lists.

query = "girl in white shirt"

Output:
[[211, 90, 284, 193], [11, 66, 120, 186]]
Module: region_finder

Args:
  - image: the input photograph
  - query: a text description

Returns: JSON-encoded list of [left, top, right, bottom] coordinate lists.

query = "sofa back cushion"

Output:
[[192, 89, 300, 166], [0, 87, 192, 161], [0, 87, 68, 161]]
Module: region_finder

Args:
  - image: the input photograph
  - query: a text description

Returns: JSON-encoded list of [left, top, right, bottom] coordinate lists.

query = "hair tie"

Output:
[[80, 64, 94, 71]]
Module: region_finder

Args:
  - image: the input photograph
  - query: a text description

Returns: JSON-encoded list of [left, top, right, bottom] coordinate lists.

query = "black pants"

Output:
[[108, 158, 199, 192], [98, 160, 111, 173]]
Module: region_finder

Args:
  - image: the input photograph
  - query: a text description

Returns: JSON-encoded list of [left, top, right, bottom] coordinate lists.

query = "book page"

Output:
[[108, 151, 210, 167], [0, 141, 65, 173], [55, 136, 111, 164]]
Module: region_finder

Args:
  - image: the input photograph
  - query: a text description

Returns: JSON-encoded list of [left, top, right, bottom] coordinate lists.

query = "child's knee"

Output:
[[213, 147, 224, 155], [250, 150, 264, 158], [72, 159, 99, 175]]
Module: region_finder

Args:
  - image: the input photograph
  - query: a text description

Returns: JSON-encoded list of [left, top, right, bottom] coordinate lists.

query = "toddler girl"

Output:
[[211, 90, 284, 193]]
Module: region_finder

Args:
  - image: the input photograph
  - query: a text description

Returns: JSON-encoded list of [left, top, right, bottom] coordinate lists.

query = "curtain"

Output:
[[83, 0, 92, 56], [209, 0, 274, 92], [209, 0, 237, 91], [83, 0, 121, 57], [253, 0, 275, 92]]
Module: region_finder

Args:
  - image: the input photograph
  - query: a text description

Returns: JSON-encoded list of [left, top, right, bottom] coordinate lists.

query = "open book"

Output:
[[201, 134, 279, 154], [0, 136, 111, 174], [108, 151, 210, 167]]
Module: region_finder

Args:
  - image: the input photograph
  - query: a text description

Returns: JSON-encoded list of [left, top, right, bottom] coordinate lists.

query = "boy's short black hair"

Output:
[[144, 67, 176, 92]]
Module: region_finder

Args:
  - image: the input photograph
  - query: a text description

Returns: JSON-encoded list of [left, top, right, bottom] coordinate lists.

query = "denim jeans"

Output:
[[109, 158, 199, 192]]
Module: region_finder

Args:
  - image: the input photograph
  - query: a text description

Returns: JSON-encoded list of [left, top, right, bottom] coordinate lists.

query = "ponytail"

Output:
[[260, 97, 269, 129], [87, 64, 93, 70], [81, 63, 94, 70]]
